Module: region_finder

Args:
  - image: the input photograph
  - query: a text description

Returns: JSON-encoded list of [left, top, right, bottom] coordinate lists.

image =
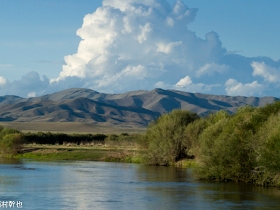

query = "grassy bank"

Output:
[[14, 131, 147, 163], [16, 144, 145, 163], [16, 143, 194, 167]]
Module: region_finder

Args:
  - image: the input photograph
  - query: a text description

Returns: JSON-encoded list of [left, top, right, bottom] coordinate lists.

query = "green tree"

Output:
[[195, 106, 257, 182], [146, 109, 199, 165], [253, 113, 280, 186], [0, 133, 23, 156], [185, 110, 229, 158]]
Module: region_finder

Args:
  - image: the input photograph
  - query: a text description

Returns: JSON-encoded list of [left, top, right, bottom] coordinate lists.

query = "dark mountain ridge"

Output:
[[0, 88, 278, 127]]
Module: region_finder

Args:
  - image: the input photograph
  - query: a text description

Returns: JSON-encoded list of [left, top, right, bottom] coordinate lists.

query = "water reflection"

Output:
[[0, 175, 18, 184], [136, 165, 280, 210], [196, 181, 280, 209], [0, 157, 22, 165], [137, 165, 191, 182], [0, 160, 280, 210], [136, 166, 200, 209]]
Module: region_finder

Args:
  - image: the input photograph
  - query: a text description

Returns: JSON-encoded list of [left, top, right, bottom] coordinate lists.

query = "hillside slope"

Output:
[[0, 88, 277, 127]]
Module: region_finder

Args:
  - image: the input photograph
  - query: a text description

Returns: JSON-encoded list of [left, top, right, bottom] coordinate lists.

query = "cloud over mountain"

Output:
[[0, 0, 280, 98]]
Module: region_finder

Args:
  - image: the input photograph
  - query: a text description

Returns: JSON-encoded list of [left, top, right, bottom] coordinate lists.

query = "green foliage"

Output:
[[146, 109, 199, 165], [184, 110, 229, 157], [0, 128, 23, 156], [105, 133, 143, 148], [0, 127, 21, 138], [19, 149, 108, 161], [193, 101, 280, 186], [195, 106, 258, 181], [106, 134, 119, 141], [252, 113, 280, 186], [205, 110, 230, 125]]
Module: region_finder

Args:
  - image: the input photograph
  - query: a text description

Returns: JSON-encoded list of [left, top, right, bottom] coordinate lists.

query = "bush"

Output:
[[0, 131, 23, 156], [146, 109, 199, 165], [195, 103, 280, 185], [195, 106, 257, 182], [105, 133, 142, 148], [185, 110, 229, 158], [253, 113, 280, 186]]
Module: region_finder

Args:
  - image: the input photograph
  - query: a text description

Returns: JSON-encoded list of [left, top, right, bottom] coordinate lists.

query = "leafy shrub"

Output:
[[185, 110, 229, 158], [146, 109, 199, 165], [195, 106, 257, 182], [0, 128, 23, 156], [105, 133, 142, 147], [253, 113, 280, 186], [195, 103, 280, 185]]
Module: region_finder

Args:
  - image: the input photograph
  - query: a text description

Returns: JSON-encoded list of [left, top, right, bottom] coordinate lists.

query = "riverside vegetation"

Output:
[[1, 101, 280, 187]]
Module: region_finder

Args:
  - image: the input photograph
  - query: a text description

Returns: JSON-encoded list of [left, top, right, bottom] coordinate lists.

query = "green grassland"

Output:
[[0, 123, 147, 163], [17, 144, 144, 163]]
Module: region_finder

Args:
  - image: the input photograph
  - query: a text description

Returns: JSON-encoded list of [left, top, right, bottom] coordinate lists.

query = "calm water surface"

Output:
[[0, 158, 280, 210]]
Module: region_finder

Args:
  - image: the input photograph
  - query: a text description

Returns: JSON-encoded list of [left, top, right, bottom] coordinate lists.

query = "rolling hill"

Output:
[[0, 88, 278, 127]]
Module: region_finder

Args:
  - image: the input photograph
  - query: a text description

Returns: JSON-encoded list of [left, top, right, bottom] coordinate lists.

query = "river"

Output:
[[0, 158, 280, 209]]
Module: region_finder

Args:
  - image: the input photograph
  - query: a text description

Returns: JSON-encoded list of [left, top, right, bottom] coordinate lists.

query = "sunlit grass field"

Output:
[[0, 122, 146, 134], [17, 143, 145, 163], [0, 122, 146, 163]]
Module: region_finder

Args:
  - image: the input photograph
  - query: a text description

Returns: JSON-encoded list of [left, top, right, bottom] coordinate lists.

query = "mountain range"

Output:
[[0, 88, 278, 127]]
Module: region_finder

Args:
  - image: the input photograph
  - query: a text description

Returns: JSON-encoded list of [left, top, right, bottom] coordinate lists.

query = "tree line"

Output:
[[0, 129, 140, 156], [143, 101, 280, 187], [0, 129, 107, 156]]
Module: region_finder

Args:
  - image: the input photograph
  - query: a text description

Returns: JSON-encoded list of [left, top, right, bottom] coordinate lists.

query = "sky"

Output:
[[0, 0, 280, 98]]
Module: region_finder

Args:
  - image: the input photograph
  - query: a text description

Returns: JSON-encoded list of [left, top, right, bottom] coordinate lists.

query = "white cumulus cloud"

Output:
[[27, 91, 36, 98], [1, 0, 280, 98], [251, 61, 280, 83], [225, 79, 264, 96], [0, 76, 7, 86], [195, 63, 229, 77], [175, 77, 220, 94], [0, 72, 49, 97], [156, 41, 182, 54], [176, 75, 192, 87], [52, 0, 225, 93]]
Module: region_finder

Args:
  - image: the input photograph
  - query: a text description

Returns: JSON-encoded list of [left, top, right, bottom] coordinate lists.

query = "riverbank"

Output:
[[15, 144, 196, 167], [16, 144, 145, 163]]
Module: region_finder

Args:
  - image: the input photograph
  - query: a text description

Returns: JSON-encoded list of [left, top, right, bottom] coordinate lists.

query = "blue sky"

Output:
[[0, 0, 280, 97]]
